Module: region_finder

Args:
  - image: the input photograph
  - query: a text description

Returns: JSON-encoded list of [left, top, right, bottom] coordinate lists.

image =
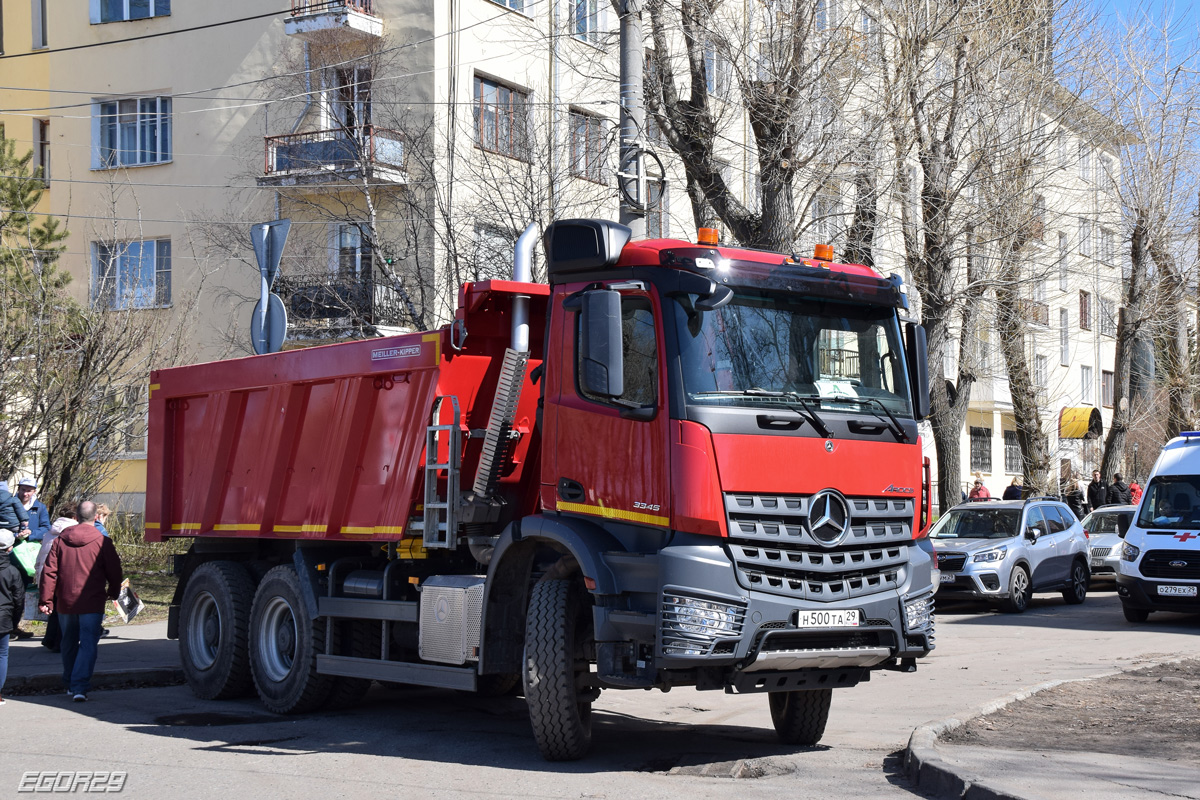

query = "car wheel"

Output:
[[1001, 565, 1031, 613], [1122, 604, 1150, 623], [1061, 560, 1088, 605]]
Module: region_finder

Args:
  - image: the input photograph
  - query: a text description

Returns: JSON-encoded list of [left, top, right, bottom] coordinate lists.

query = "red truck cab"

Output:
[[148, 219, 935, 761]]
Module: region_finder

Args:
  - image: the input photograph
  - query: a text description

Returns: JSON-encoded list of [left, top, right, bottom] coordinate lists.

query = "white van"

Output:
[[1117, 432, 1200, 622]]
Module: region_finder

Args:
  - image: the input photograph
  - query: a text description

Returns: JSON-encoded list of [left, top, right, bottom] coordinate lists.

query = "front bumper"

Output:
[[650, 543, 934, 681], [1116, 573, 1200, 612], [936, 567, 1007, 598]]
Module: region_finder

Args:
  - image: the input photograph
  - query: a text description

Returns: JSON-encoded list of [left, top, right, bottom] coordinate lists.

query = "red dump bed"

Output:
[[145, 281, 549, 544]]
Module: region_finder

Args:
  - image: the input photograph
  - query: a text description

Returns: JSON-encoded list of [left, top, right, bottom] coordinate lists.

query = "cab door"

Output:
[[541, 284, 671, 529], [1024, 506, 1061, 588]]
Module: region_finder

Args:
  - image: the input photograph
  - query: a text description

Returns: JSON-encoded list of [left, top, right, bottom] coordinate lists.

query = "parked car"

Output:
[[1118, 432, 1200, 622], [929, 497, 1090, 612], [1079, 505, 1135, 580]]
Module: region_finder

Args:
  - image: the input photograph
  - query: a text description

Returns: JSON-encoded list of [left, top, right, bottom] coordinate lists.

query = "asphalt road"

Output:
[[4, 588, 1198, 800]]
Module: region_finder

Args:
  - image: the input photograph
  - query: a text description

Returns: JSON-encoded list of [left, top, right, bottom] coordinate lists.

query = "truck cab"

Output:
[[149, 219, 936, 761]]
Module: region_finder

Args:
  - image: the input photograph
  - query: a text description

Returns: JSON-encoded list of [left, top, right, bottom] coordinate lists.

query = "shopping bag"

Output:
[[11, 540, 39, 582], [24, 590, 47, 622], [112, 579, 146, 623]]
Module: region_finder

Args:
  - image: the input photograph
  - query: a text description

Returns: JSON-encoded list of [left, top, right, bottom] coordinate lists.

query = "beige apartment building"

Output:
[[0, 1, 1123, 513]]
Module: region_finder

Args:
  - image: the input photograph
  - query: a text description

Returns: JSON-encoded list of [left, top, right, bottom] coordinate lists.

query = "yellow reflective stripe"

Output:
[[148, 383, 161, 397], [212, 524, 253, 532], [340, 525, 406, 536], [556, 501, 669, 527], [273, 524, 327, 533], [169, 522, 202, 531], [144, 522, 160, 529], [422, 332, 441, 365]]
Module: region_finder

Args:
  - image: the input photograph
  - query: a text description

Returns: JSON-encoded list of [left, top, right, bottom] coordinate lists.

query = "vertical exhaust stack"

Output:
[[511, 222, 539, 353]]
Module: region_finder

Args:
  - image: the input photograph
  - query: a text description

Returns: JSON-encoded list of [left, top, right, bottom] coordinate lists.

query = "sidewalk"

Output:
[[2, 620, 182, 695]]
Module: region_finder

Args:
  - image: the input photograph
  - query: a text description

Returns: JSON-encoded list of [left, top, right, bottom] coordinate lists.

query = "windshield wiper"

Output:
[[798, 394, 910, 443], [691, 389, 833, 437]]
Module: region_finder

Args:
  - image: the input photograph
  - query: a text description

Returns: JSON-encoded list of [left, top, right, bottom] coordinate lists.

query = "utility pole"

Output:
[[618, 0, 647, 238]]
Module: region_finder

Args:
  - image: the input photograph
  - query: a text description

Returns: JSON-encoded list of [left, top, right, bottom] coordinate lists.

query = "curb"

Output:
[[903, 657, 1186, 800], [3, 667, 185, 696]]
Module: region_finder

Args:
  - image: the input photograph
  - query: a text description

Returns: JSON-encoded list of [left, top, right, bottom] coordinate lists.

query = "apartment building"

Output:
[[0, 1, 1125, 512]]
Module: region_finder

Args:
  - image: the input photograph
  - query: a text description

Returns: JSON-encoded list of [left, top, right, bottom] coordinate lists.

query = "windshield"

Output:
[[1081, 511, 1130, 536], [1136, 476, 1200, 529], [673, 290, 913, 417], [930, 508, 1021, 540]]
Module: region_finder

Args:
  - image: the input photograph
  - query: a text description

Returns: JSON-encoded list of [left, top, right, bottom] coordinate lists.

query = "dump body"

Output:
[[146, 280, 549, 544]]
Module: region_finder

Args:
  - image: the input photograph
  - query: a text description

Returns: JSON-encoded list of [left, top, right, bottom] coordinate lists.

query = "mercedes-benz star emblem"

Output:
[[808, 489, 851, 547]]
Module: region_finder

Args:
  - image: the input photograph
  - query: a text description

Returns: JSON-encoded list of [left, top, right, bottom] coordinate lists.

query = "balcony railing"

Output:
[[263, 126, 405, 183], [291, 0, 375, 16], [1019, 299, 1050, 327], [276, 277, 408, 330]]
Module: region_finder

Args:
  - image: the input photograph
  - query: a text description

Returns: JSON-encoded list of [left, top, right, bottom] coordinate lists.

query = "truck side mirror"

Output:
[[905, 323, 931, 420], [579, 289, 624, 398]]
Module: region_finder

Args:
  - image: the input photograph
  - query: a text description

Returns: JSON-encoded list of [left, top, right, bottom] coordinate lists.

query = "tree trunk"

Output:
[[1100, 214, 1149, 479], [842, 164, 877, 267]]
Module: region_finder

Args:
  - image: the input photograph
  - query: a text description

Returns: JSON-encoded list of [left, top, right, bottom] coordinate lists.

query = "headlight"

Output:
[[904, 594, 934, 632], [661, 593, 746, 656], [973, 546, 1008, 563], [1121, 542, 1140, 562]]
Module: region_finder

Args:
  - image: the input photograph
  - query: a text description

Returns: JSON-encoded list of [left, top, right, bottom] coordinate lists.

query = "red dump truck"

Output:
[[147, 219, 936, 760]]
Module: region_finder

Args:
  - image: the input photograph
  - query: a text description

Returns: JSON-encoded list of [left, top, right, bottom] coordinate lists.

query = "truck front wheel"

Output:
[[523, 579, 594, 761], [179, 561, 255, 700], [249, 565, 332, 714], [769, 688, 833, 746]]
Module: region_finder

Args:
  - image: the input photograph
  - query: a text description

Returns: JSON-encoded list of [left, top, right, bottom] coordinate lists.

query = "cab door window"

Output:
[[1024, 507, 1047, 537], [576, 295, 658, 409]]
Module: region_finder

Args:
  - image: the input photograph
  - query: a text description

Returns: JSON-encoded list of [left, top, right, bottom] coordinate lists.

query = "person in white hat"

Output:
[[0, 528, 28, 705], [15, 477, 50, 544]]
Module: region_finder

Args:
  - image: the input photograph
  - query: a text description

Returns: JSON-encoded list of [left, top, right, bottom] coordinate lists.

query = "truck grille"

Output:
[[724, 493, 914, 603], [936, 552, 968, 573], [1141, 550, 1200, 580]]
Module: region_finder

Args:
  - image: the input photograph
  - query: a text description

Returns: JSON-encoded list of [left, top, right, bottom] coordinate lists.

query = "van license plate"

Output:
[[1157, 585, 1198, 597], [795, 610, 860, 628]]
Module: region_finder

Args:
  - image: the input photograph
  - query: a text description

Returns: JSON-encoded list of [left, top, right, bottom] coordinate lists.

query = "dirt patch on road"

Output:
[[942, 659, 1200, 765]]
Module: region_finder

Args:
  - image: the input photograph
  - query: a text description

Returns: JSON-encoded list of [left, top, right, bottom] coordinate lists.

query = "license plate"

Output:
[[940, 572, 956, 583], [1157, 585, 1198, 597], [1090, 558, 1105, 567], [796, 609, 860, 628]]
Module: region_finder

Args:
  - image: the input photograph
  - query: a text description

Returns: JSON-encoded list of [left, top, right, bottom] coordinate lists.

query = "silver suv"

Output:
[[930, 498, 1090, 613]]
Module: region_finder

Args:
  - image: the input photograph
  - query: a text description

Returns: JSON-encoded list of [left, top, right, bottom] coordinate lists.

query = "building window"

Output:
[[704, 42, 732, 98], [1078, 143, 1091, 181], [473, 224, 516, 281], [1058, 231, 1069, 291], [573, 0, 604, 44], [812, 192, 840, 244], [97, 0, 171, 23], [473, 76, 528, 160], [36, 118, 49, 185], [1059, 308, 1069, 366], [1034, 354, 1048, 388], [1099, 297, 1116, 337], [100, 386, 149, 455], [1081, 365, 1093, 404], [31, 0, 47, 48], [1099, 228, 1114, 265], [97, 97, 172, 167], [326, 67, 372, 131], [336, 224, 370, 280], [1078, 217, 1092, 257], [491, 0, 524, 10], [1102, 370, 1114, 407], [1079, 290, 1091, 330], [1031, 194, 1045, 240], [93, 239, 171, 309], [1004, 429, 1021, 474], [970, 427, 992, 474], [569, 111, 605, 183]]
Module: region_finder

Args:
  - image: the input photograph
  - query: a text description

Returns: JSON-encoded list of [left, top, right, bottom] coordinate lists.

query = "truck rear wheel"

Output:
[[523, 579, 594, 761], [249, 565, 332, 714], [769, 688, 833, 746], [179, 561, 254, 700]]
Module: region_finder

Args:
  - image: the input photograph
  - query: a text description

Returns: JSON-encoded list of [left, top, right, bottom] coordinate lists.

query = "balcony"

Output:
[[258, 126, 406, 188], [1019, 299, 1050, 327], [276, 277, 409, 340], [285, 0, 382, 40]]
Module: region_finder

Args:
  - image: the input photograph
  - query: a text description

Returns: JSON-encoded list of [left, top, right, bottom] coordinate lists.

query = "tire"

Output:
[[1122, 604, 1150, 623], [1061, 560, 1089, 605], [178, 561, 255, 700], [523, 579, 594, 761], [249, 565, 332, 714], [769, 689, 833, 746], [1001, 565, 1032, 613], [323, 620, 377, 709]]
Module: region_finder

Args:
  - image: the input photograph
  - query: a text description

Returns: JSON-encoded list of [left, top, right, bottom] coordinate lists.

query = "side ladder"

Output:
[[422, 395, 462, 549]]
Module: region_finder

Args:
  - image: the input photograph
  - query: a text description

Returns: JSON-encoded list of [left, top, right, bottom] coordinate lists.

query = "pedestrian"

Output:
[[1086, 470, 1108, 511], [1, 528, 27, 706], [1108, 473, 1133, 506], [0, 483, 29, 541], [15, 477, 50, 543], [36, 504, 77, 653], [93, 504, 111, 538], [1065, 478, 1087, 519], [969, 479, 991, 501], [38, 501, 123, 702], [1130, 479, 1143, 505], [1002, 476, 1024, 500]]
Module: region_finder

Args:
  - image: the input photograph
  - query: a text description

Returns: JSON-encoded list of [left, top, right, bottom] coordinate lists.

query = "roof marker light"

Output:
[[698, 227, 719, 245], [814, 243, 834, 261]]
